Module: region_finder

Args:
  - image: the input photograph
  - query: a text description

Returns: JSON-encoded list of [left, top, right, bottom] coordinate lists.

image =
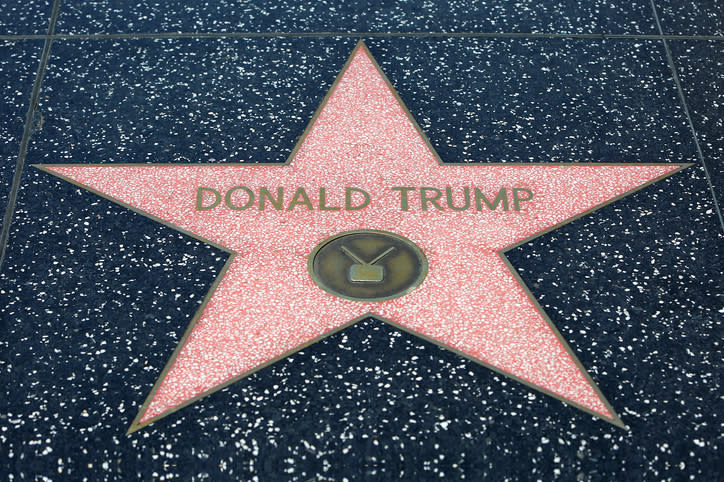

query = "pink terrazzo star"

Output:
[[39, 41, 686, 432]]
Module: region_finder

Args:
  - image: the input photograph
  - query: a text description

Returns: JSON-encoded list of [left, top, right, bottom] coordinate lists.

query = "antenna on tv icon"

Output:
[[341, 246, 395, 282]]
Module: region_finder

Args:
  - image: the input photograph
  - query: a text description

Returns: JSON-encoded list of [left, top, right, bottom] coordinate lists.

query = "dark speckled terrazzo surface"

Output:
[[1, 2, 722, 480], [28, 38, 698, 166], [0, 0, 52, 35], [656, 0, 724, 36], [0, 40, 42, 231], [669, 40, 724, 203], [55, 1, 658, 35], [29, 38, 350, 165]]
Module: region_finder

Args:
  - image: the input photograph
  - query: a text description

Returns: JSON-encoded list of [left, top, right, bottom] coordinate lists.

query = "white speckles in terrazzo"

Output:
[[43, 44, 682, 429], [55, 0, 656, 35], [0, 42, 43, 222]]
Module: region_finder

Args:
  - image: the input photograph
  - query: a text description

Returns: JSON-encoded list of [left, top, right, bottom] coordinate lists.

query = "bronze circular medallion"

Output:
[[308, 230, 428, 302]]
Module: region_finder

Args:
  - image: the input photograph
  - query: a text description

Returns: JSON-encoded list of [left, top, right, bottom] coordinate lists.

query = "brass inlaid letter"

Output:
[[288, 187, 314, 210], [420, 187, 443, 211], [319, 187, 342, 211], [225, 186, 255, 210], [259, 187, 284, 210], [475, 188, 508, 211], [445, 186, 470, 211], [512, 188, 534, 211], [196, 187, 221, 211], [391, 187, 415, 211], [345, 187, 371, 211]]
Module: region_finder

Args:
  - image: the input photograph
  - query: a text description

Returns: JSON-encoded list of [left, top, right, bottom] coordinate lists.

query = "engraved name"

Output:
[[196, 186, 534, 212]]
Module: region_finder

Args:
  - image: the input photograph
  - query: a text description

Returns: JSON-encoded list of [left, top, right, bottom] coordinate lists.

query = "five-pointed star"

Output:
[[38, 41, 686, 433]]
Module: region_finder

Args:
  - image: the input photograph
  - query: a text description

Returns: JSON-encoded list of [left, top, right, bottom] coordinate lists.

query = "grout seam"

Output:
[[0, 0, 62, 270], [0, 32, 724, 41], [649, 0, 724, 232]]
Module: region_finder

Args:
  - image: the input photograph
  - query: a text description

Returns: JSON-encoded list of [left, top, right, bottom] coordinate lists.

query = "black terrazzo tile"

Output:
[[0, 168, 229, 477], [0, 40, 43, 231], [2, 37, 721, 479], [654, 0, 723, 36], [371, 38, 696, 164], [54, 0, 657, 35], [28, 38, 355, 165], [669, 40, 724, 206], [0, 0, 53, 35], [505, 164, 722, 479], [29, 38, 697, 167]]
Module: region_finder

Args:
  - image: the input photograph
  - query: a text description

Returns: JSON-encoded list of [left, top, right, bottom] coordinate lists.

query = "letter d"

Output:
[[345, 187, 371, 211], [196, 187, 221, 211]]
